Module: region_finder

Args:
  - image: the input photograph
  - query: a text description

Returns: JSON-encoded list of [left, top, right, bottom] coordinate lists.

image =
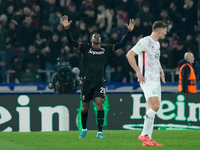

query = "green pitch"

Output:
[[0, 130, 199, 150]]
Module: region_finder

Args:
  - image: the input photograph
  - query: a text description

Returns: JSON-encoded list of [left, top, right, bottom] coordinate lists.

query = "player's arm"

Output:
[[113, 19, 135, 51], [126, 50, 145, 83], [181, 65, 190, 93], [159, 63, 166, 83], [62, 15, 80, 49]]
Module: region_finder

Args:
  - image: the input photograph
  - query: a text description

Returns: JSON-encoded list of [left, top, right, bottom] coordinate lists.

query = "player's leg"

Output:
[[95, 97, 104, 132], [147, 85, 163, 146], [146, 101, 154, 140], [79, 80, 93, 138], [139, 82, 162, 146], [139, 96, 159, 146], [142, 96, 159, 136], [141, 85, 163, 146], [79, 101, 90, 138], [95, 97, 106, 139], [81, 101, 90, 129]]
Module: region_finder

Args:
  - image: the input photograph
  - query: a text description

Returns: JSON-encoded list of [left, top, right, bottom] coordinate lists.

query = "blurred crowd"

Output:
[[0, 0, 199, 83]]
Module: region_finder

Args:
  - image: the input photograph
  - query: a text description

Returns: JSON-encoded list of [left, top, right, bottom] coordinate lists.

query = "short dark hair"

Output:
[[152, 21, 167, 31]]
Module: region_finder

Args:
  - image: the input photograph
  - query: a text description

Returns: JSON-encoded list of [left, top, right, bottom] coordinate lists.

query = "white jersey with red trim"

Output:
[[131, 36, 160, 82]]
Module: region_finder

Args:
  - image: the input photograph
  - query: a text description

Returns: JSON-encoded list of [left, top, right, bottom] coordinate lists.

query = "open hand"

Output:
[[62, 15, 72, 30], [126, 19, 136, 32]]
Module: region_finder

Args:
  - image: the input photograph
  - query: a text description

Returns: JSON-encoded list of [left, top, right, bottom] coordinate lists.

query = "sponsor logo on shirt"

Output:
[[88, 48, 105, 55]]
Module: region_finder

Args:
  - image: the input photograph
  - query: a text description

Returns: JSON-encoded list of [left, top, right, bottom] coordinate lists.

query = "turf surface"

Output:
[[0, 130, 199, 150]]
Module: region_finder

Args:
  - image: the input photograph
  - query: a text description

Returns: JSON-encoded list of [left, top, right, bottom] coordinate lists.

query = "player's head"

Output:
[[184, 52, 195, 64], [152, 21, 167, 39], [90, 33, 101, 44]]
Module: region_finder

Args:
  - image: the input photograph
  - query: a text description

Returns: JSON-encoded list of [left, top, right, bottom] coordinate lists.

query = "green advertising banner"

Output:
[[107, 94, 200, 130], [0, 93, 199, 132]]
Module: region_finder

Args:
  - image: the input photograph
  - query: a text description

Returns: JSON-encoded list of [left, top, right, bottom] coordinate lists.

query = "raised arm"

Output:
[[126, 50, 145, 83], [62, 15, 80, 49], [114, 19, 136, 51]]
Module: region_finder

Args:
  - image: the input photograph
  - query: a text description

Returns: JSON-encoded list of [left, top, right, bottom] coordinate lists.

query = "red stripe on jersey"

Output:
[[142, 51, 145, 66], [112, 44, 115, 52], [78, 42, 81, 49], [142, 51, 145, 76]]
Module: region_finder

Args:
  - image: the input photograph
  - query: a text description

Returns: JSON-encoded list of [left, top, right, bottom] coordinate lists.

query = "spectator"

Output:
[[158, 9, 173, 36], [60, 45, 80, 68], [0, 14, 8, 28], [20, 44, 45, 83], [39, 22, 52, 41], [178, 52, 196, 93], [16, 16, 36, 48], [48, 9, 62, 32], [54, 23, 66, 39], [160, 38, 171, 82], [62, 2, 80, 30], [136, 1, 154, 35], [34, 32, 47, 51], [0, 0, 17, 15], [0, 22, 7, 82], [131, 17, 144, 38], [22, 6, 40, 29], [13, 8, 24, 24], [181, 0, 197, 37], [168, 1, 183, 38], [96, 3, 112, 34], [84, 8, 97, 27], [45, 32, 62, 71], [169, 40, 187, 81], [160, 38, 170, 69], [5, 4, 15, 22], [72, 20, 87, 40], [5, 37, 15, 72], [6, 20, 18, 45], [126, 0, 144, 18], [169, 40, 186, 69], [115, 5, 128, 21], [110, 48, 128, 82], [16, 0, 31, 10], [112, 18, 127, 40], [7, 42, 25, 83], [0, 0, 198, 83]]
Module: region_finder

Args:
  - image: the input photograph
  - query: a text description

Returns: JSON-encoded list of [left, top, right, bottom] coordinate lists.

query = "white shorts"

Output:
[[140, 81, 161, 101]]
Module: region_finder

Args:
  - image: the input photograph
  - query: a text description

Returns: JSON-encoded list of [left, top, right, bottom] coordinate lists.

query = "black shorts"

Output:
[[81, 80, 106, 102]]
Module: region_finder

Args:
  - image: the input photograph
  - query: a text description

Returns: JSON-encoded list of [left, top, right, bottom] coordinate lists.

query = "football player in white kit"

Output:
[[126, 21, 167, 146]]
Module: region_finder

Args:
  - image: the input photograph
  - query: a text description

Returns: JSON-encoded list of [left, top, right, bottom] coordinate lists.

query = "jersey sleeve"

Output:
[[65, 29, 82, 50], [131, 38, 147, 54], [112, 31, 132, 51]]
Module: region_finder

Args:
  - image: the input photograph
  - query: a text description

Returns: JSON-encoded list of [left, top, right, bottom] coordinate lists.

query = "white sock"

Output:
[[141, 108, 156, 137], [148, 119, 154, 140]]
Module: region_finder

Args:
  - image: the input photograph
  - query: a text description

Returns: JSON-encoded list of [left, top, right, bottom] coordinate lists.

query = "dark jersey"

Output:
[[66, 30, 131, 81]]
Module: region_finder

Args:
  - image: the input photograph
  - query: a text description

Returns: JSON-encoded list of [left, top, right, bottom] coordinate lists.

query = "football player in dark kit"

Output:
[[62, 15, 135, 138]]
